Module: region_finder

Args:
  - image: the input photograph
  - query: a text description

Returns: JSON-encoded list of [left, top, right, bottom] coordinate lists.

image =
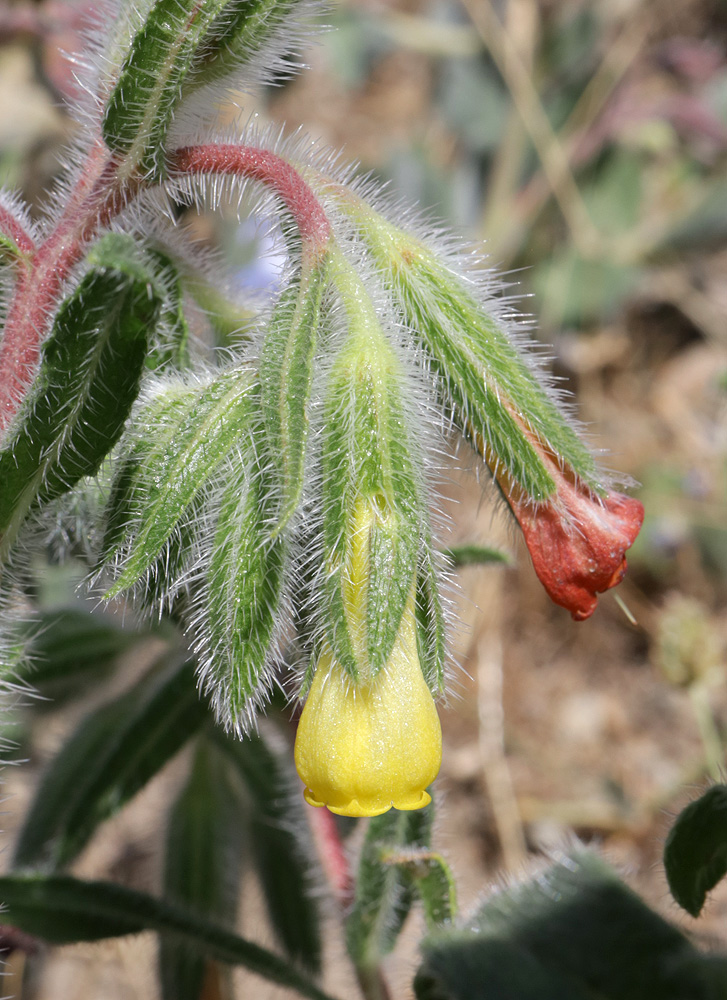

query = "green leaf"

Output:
[[442, 544, 511, 567], [15, 607, 149, 704], [214, 727, 323, 972], [102, 0, 310, 178], [415, 543, 447, 694], [380, 848, 456, 931], [145, 250, 193, 373], [415, 851, 724, 1000], [260, 261, 329, 529], [0, 873, 338, 1000], [196, 444, 285, 730], [414, 937, 591, 1000], [333, 200, 603, 501], [102, 0, 231, 178], [320, 327, 422, 680], [0, 233, 162, 561], [185, 0, 308, 91], [664, 785, 727, 917], [346, 804, 434, 970], [101, 366, 252, 597], [160, 738, 245, 1000], [13, 654, 207, 870]]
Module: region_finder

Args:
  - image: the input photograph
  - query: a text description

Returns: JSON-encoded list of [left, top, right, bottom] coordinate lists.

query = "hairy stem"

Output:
[[169, 145, 332, 258], [0, 142, 140, 439]]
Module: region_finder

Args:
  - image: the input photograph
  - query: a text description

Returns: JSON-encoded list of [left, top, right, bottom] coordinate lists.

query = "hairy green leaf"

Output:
[[160, 738, 245, 1000], [0, 873, 338, 1000], [321, 328, 422, 680], [335, 201, 602, 501], [185, 0, 306, 90], [15, 607, 149, 704], [260, 262, 328, 529], [13, 654, 206, 870], [0, 233, 162, 561], [145, 250, 192, 373], [415, 851, 725, 1000], [214, 727, 322, 972], [102, 366, 252, 597], [381, 847, 456, 931], [102, 0, 231, 177], [442, 544, 511, 567], [664, 785, 727, 917], [415, 543, 447, 694], [197, 445, 284, 730]]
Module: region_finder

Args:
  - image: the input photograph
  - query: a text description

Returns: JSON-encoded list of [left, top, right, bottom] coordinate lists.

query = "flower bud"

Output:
[[294, 594, 442, 817]]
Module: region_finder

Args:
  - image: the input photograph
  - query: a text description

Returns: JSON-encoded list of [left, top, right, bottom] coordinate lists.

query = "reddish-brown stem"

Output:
[[0, 141, 139, 438], [0, 140, 329, 439], [309, 807, 354, 909], [0, 204, 35, 256], [169, 145, 332, 257]]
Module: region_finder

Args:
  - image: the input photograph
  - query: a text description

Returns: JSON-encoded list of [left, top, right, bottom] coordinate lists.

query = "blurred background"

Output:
[[1, 0, 726, 995]]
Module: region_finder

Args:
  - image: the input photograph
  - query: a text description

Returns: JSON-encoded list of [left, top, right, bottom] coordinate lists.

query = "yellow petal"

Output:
[[294, 596, 442, 817]]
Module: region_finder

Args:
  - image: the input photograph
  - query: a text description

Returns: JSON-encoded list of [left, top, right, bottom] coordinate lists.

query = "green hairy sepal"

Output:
[[100, 366, 253, 602], [318, 320, 425, 683], [324, 192, 604, 501]]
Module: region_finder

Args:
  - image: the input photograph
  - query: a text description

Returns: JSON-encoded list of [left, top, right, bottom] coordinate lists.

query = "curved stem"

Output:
[[169, 144, 332, 258]]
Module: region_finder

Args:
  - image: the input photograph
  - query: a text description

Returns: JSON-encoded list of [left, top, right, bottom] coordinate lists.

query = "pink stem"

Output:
[[0, 204, 35, 256], [169, 145, 332, 257], [0, 143, 136, 438], [310, 807, 354, 909], [0, 141, 329, 439]]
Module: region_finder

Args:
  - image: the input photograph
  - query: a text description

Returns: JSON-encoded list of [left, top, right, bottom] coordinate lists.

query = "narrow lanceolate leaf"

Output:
[[346, 804, 434, 970], [145, 250, 192, 373], [664, 785, 727, 917], [338, 202, 601, 501], [214, 727, 322, 972], [0, 874, 338, 1000], [415, 542, 447, 694], [102, 0, 308, 178], [260, 262, 328, 529], [160, 739, 245, 1000], [380, 848, 457, 931], [414, 851, 724, 1000], [0, 233, 162, 562], [196, 446, 284, 731], [321, 324, 423, 681], [102, 0, 231, 178], [184, 0, 307, 90], [101, 367, 252, 597], [15, 607, 150, 704], [13, 655, 206, 871], [442, 543, 511, 567]]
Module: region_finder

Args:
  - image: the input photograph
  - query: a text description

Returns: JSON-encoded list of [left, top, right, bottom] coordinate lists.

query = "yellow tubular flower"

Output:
[[294, 593, 442, 817]]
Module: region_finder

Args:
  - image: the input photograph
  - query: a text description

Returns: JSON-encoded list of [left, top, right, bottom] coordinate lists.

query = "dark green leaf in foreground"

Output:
[[13, 655, 206, 870], [664, 785, 727, 917], [0, 234, 162, 561], [160, 739, 245, 1000], [414, 851, 727, 1000], [214, 727, 322, 972], [0, 874, 338, 1000], [346, 803, 434, 971]]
